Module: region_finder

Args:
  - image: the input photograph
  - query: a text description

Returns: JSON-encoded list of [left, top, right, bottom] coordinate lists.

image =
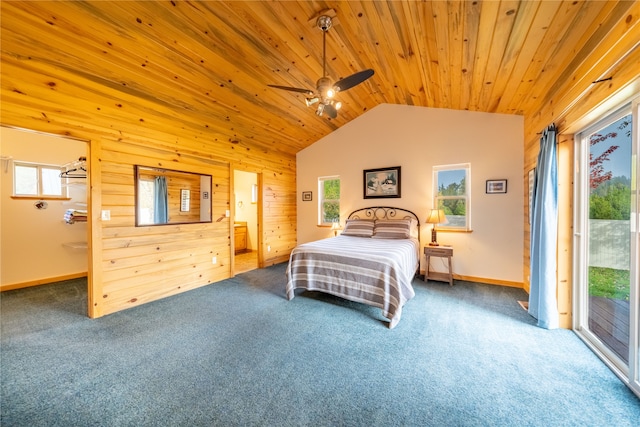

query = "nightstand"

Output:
[[424, 245, 454, 286]]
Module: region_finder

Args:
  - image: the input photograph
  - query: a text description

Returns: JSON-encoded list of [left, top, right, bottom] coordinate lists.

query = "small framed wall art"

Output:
[[486, 179, 507, 194], [302, 191, 312, 201], [180, 189, 191, 211]]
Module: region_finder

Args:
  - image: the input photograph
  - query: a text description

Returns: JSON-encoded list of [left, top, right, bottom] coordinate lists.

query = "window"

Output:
[[13, 161, 66, 198], [433, 164, 470, 230], [137, 177, 156, 224], [318, 176, 340, 225]]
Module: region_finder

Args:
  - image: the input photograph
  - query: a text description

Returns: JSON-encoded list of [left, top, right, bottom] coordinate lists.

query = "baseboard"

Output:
[[1, 272, 88, 292], [263, 254, 289, 267], [419, 270, 524, 289], [454, 274, 524, 289]]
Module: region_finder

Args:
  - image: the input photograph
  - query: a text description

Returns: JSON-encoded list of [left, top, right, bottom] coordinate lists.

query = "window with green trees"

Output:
[[319, 176, 340, 225], [587, 113, 632, 301], [433, 164, 470, 230], [589, 115, 632, 221]]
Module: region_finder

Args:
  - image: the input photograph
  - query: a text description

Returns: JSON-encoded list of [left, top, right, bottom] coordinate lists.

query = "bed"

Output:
[[285, 207, 420, 328]]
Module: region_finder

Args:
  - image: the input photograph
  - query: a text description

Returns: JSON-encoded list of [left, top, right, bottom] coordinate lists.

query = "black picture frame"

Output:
[[486, 179, 507, 194], [302, 191, 312, 201], [363, 166, 401, 199]]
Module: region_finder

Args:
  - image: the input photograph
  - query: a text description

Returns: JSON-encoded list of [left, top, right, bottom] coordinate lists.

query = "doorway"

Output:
[[233, 170, 259, 274], [0, 126, 91, 315], [574, 98, 639, 397]]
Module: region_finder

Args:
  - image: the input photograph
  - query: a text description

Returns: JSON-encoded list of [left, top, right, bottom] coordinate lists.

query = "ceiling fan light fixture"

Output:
[[267, 13, 374, 120]]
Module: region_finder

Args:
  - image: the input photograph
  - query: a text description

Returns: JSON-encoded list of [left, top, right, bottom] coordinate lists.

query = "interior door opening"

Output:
[[233, 170, 259, 274], [0, 126, 91, 317]]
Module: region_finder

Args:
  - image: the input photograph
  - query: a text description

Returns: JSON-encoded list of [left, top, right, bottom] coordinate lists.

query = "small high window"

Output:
[[13, 161, 66, 198]]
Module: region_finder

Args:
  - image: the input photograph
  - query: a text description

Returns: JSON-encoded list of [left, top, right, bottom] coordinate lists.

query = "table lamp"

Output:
[[426, 209, 448, 246], [331, 221, 341, 237]]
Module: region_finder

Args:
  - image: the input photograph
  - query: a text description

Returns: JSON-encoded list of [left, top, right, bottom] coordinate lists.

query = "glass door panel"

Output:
[[586, 113, 633, 364], [575, 98, 639, 399]]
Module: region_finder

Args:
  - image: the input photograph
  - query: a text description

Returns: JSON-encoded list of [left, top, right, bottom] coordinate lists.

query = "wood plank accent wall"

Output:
[[96, 140, 229, 317], [523, 2, 639, 328], [90, 137, 296, 318]]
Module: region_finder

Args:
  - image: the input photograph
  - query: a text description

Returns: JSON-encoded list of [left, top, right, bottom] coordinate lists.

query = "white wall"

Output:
[[1, 127, 87, 286], [234, 170, 258, 250], [296, 104, 524, 285]]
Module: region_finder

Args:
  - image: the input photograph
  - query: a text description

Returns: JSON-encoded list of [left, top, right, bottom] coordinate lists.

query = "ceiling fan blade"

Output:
[[333, 69, 375, 92], [267, 84, 315, 96]]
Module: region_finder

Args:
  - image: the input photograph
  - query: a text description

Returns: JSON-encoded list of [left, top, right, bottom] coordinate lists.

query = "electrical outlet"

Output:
[[212, 256, 217, 264], [267, 245, 271, 252], [101, 210, 111, 221], [225, 210, 230, 217]]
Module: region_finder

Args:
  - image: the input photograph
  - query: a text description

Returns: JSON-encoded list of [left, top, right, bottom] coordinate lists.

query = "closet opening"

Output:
[[0, 126, 91, 317]]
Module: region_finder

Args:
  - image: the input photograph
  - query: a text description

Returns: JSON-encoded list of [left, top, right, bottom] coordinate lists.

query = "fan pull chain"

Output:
[[322, 29, 327, 78]]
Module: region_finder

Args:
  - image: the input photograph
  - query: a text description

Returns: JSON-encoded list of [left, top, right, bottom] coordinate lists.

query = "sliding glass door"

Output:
[[574, 97, 639, 398]]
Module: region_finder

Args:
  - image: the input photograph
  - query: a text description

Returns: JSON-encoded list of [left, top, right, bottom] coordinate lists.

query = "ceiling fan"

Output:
[[268, 15, 374, 119]]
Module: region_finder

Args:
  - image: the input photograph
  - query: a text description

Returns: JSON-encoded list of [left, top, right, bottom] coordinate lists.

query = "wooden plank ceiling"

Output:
[[0, 1, 630, 157]]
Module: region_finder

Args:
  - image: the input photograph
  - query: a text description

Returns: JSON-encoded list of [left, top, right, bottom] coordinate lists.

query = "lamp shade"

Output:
[[426, 209, 448, 225], [331, 221, 341, 236]]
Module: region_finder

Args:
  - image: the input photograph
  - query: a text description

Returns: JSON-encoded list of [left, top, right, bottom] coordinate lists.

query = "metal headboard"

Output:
[[347, 206, 420, 240]]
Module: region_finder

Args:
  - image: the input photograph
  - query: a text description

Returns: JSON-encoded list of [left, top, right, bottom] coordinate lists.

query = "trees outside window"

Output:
[[589, 115, 632, 220], [318, 176, 340, 225], [433, 164, 470, 230]]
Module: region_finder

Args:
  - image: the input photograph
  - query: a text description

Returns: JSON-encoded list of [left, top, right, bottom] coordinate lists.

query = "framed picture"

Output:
[[486, 179, 507, 194], [302, 191, 312, 201], [364, 166, 401, 199], [180, 189, 191, 211]]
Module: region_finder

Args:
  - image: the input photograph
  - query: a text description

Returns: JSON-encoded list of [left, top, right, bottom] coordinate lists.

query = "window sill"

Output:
[[11, 196, 71, 201], [437, 228, 473, 233]]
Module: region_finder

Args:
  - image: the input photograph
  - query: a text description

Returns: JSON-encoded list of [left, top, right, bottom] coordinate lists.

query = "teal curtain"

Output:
[[154, 176, 168, 224], [529, 124, 559, 329]]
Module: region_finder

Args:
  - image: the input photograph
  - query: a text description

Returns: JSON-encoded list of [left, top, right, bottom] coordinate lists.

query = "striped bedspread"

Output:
[[285, 235, 419, 328]]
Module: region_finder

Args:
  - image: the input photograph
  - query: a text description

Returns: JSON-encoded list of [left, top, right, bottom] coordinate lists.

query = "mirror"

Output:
[[135, 165, 212, 226]]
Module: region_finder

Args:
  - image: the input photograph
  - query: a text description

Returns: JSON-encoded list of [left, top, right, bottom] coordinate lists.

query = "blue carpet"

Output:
[[1, 263, 638, 426]]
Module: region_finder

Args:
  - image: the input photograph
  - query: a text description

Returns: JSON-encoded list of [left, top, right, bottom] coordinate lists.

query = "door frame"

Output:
[[572, 98, 639, 398], [230, 167, 263, 275]]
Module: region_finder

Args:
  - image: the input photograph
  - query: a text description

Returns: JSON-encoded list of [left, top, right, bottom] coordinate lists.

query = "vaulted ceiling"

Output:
[[0, 1, 634, 157]]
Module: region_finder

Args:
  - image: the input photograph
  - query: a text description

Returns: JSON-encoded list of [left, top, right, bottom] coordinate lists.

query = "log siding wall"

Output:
[[90, 137, 296, 318]]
